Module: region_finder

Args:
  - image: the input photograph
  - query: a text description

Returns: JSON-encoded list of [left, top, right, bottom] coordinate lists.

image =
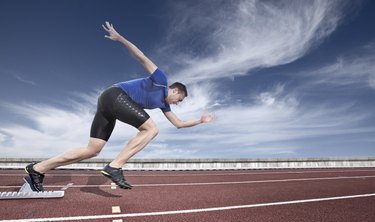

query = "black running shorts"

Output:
[[90, 86, 150, 141]]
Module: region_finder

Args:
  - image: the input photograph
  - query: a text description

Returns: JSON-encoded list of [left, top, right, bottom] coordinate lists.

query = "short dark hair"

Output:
[[169, 82, 188, 97]]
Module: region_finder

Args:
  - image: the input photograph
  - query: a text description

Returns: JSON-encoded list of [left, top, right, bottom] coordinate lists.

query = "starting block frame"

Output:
[[0, 176, 64, 200]]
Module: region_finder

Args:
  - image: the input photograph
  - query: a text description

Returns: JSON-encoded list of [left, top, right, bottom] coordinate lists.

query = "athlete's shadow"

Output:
[[80, 174, 122, 198]]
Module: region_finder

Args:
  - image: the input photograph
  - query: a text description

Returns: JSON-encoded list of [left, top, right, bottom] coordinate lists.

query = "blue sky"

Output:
[[1, 0, 375, 159]]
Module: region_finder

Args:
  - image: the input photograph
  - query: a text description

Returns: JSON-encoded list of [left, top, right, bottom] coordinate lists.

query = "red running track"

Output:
[[1, 168, 375, 221]]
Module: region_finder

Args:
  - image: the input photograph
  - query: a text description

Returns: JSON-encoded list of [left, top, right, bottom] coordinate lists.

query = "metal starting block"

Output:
[[0, 176, 64, 200]]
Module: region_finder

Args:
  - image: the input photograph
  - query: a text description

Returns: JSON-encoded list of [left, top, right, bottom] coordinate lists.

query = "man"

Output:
[[25, 22, 214, 191]]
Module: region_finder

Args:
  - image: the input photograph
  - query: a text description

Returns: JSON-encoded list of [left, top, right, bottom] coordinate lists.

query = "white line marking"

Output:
[[112, 206, 121, 214], [111, 183, 116, 190], [2, 169, 375, 177], [133, 175, 375, 187], [61, 183, 73, 191], [1, 175, 375, 189], [2, 193, 375, 222], [128, 169, 375, 177]]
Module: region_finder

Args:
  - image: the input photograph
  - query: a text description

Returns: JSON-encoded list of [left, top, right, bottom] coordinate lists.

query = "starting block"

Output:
[[0, 176, 64, 200]]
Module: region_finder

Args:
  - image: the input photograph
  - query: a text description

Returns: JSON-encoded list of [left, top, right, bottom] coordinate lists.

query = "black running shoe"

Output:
[[25, 163, 45, 192], [101, 164, 133, 189]]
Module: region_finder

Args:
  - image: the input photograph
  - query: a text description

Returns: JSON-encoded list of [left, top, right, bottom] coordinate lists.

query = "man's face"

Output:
[[166, 88, 186, 105]]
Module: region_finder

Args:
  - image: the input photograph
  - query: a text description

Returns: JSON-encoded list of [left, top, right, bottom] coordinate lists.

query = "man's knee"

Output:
[[145, 122, 159, 138], [86, 138, 106, 158], [139, 119, 159, 138], [149, 126, 159, 138], [86, 147, 101, 158]]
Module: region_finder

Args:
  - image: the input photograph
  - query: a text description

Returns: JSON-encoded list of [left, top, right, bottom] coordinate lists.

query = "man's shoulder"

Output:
[[150, 68, 168, 85]]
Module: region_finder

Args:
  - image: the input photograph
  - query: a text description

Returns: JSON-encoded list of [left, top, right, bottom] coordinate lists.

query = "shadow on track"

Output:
[[80, 173, 122, 198]]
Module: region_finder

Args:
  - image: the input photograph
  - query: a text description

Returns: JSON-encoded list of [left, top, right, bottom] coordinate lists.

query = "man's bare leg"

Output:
[[109, 119, 158, 168], [33, 138, 107, 173]]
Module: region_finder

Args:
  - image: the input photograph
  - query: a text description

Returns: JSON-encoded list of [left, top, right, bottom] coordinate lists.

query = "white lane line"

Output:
[[61, 183, 73, 191], [134, 175, 375, 187], [2, 169, 375, 177], [2, 193, 375, 222], [1, 175, 375, 189], [129, 169, 375, 177]]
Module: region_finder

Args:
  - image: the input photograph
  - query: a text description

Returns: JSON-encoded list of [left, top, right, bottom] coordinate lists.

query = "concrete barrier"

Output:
[[1, 157, 375, 170]]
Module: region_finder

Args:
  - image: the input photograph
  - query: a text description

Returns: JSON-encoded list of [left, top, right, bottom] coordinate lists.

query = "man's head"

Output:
[[165, 82, 187, 105]]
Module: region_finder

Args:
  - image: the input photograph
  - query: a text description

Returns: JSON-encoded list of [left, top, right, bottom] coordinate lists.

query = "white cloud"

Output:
[[160, 0, 352, 84], [13, 74, 37, 86], [0, 132, 7, 144], [0, 68, 37, 86], [1, 1, 373, 159], [303, 47, 375, 89], [0, 84, 211, 158], [0, 102, 94, 158], [141, 83, 375, 158], [0, 82, 373, 158]]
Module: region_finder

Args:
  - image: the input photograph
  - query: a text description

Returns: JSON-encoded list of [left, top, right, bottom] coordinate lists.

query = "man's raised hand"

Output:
[[102, 21, 122, 41]]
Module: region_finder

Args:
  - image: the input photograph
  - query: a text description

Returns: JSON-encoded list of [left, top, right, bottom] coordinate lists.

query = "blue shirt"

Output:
[[114, 68, 171, 112]]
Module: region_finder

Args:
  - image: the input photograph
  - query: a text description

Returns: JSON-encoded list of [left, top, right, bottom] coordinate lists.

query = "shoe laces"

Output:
[[30, 171, 44, 184]]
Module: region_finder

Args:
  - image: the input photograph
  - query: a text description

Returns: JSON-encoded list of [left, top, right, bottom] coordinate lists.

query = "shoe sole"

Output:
[[101, 170, 133, 189]]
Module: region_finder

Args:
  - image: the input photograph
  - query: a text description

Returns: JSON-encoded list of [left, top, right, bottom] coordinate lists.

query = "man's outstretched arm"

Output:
[[163, 111, 214, 129], [102, 21, 157, 74]]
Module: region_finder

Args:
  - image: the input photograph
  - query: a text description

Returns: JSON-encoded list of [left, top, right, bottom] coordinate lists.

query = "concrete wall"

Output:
[[1, 157, 375, 170]]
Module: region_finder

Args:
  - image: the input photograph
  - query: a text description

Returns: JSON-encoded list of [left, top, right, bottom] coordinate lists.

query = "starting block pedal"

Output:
[[0, 176, 64, 200]]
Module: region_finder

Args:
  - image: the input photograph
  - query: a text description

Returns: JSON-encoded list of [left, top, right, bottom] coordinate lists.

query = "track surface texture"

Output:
[[1, 168, 375, 222]]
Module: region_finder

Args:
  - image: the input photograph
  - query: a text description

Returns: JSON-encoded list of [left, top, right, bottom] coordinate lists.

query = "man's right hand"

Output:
[[102, 21, 122, 42]]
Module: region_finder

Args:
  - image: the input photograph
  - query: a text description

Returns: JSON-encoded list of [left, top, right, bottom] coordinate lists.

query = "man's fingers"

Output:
[[204, 113, 215, 122], [105, 21, 114, 30], [103, 22, 117, 40], [102, 24, 109, 32]]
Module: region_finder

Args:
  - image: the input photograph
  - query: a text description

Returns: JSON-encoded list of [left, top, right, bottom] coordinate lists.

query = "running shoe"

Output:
[[25, 163, 45, 192], [101, 164, 133, 189]]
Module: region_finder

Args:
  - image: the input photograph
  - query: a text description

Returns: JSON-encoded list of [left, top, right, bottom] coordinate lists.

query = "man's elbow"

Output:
[[175, 122, 184, 129]]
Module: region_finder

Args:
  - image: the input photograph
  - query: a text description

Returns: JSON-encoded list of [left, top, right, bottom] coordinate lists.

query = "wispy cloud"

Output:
[[1, 0, 373, 159], [13, 74, 37, 86], [146, 83, 374, 157], [302, 44, 375, 89], [0, 86, 211, 158], [0, 101, 93, 158], [0, 68, 37, 86], [0, 80, 373, 158], [160, 0, 354, 83]]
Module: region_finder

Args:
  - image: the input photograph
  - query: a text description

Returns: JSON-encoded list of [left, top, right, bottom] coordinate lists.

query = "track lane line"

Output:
[[2, 193, 375, 222], [133, 175, 375, 187], [2, 169, 375, 177], [1, 175, 375, 189]]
